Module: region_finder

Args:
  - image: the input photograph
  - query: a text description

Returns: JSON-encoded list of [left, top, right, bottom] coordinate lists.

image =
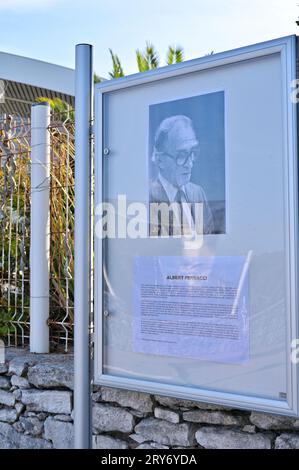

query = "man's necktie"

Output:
[[174, 189, 195, 235], [175, 189, 186, 203]]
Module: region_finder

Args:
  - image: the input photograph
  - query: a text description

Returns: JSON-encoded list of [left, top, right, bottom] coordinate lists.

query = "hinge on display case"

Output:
[[90, 124, 94, 139], [90, 331, 95, 361]]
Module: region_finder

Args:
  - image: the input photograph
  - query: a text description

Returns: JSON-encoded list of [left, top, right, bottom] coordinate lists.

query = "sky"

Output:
[[0, 0, 298, 78]]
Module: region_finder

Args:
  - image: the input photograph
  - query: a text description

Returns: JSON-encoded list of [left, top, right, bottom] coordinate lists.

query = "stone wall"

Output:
[[0, 348, 299, 449]]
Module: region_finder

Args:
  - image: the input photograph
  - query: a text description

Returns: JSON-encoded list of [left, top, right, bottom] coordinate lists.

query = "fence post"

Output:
[[30, 102, 50, 353], [74, 44, 93, 449]]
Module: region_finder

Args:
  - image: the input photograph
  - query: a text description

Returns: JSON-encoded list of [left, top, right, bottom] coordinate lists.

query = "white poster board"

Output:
[[94, 36, 299, 416], [133, 256, 249, 364]]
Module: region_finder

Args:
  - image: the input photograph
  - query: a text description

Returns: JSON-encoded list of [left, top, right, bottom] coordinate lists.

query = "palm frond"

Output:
[[175, 46, 184, 63], [166, 46, 175, 65], [108, 49, 125, 78], [145, 42, 159, 69], [166, 45, 184, 65], [136, 49, 149, 72], [136, 43, 159, 72]]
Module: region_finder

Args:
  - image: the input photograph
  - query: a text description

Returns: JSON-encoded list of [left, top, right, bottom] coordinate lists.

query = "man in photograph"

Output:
[[149, 114, 214, 236]]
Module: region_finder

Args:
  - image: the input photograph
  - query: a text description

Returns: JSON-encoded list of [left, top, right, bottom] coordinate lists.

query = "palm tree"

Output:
[[108, 49, 125, 78], [136, 42, 159, 72], [166, 45, 184, 65]]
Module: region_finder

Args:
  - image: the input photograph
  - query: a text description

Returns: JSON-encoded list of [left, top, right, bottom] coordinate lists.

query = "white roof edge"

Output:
[[0, 50, 75, 96]]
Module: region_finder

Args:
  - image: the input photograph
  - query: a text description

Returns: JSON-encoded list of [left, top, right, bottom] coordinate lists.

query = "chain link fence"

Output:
[[0, 110, 75, 351]]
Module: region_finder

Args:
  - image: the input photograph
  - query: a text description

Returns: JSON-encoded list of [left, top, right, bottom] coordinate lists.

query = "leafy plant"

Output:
[[109, 49, 125, 78], [35, 97, 74, 121], [166, 45, 184, 65], [136, 42, 159, 72]]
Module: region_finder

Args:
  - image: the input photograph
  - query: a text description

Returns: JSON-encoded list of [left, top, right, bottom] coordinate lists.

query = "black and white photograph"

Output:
[[148, 91, 226, 236]]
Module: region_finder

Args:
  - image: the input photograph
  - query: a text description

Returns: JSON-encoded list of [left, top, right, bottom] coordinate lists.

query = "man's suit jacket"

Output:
[[149, 178, 214, 236]]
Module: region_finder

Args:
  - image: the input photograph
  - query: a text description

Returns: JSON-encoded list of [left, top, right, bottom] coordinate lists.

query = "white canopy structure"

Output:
[[0, 51, 75, 116]]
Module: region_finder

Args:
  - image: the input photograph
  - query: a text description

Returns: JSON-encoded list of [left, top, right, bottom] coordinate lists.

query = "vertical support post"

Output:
[[74, 44, 93, 449], [30, 102, 50, 353]]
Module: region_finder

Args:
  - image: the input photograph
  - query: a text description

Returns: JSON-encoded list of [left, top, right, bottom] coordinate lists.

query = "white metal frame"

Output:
[[94, 35, 299, 416]]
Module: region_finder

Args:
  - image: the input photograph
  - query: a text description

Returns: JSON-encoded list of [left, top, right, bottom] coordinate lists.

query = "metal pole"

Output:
[[30, 102, 50, 353], [74, 44, 93, 449]]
